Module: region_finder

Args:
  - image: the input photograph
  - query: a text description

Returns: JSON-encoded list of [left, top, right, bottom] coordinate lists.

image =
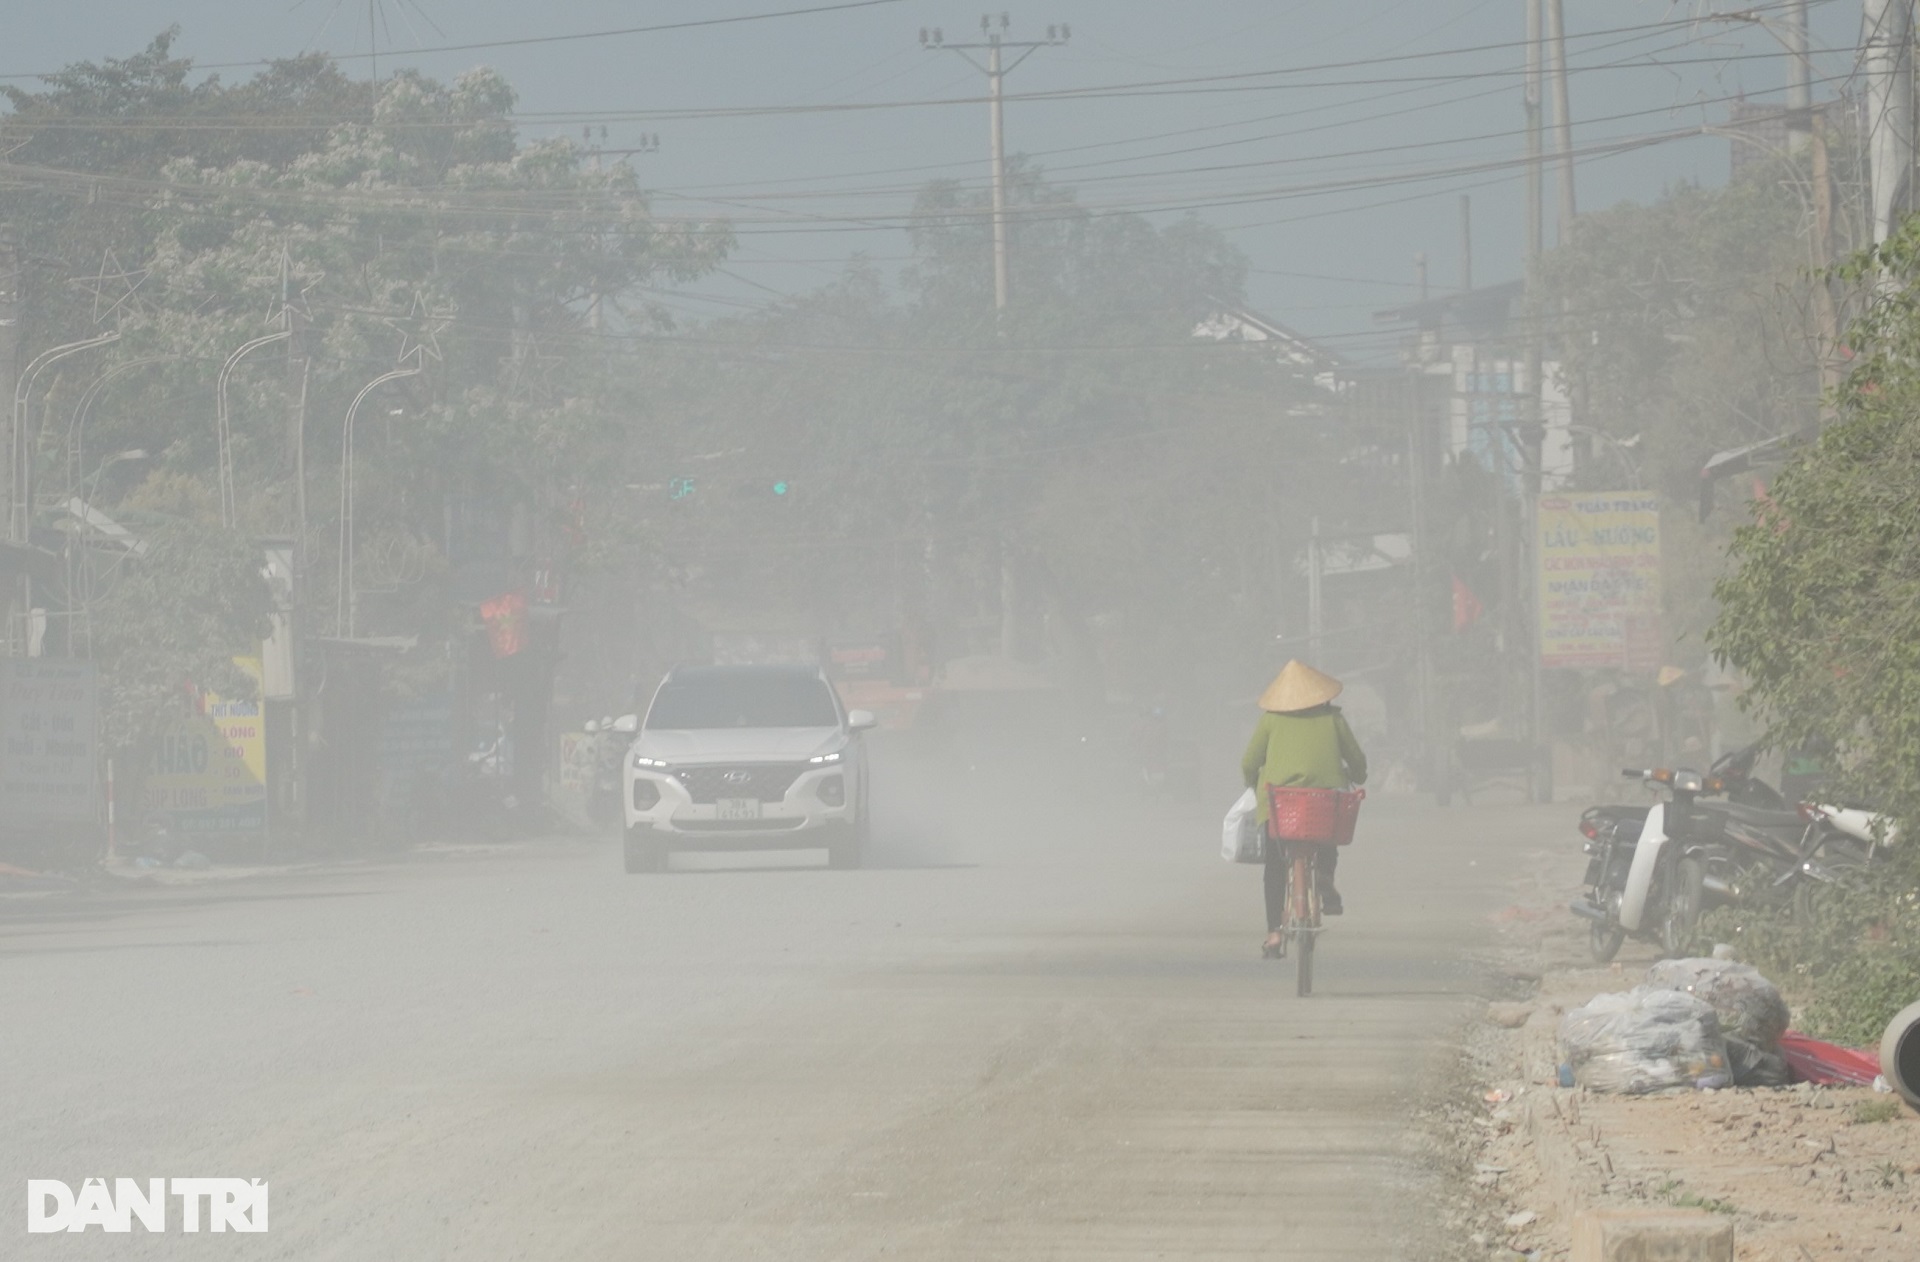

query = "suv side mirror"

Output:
[[847, 709, 878, 731], [612, 714, 640, 733]]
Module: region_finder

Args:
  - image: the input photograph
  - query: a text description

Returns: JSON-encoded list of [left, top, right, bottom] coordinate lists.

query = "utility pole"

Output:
[[1306, 517, 1324, 667], [1459, 194, 1473, 292], [923, 16, 1071, 311], [283, 249, 310, 843], [1522, 0, 1551, 800], [0, 227, 17, 554], [1785, 0, 1812, 155], [578, 126, 663, 333], [924, 15, 1069, 660], [1544, 0, 1577, 236], [1524, 0, 1543, 266], [1415, 252, 1429, 303], [0, 227, 16, 656], [1863, 0, 1914, 245]]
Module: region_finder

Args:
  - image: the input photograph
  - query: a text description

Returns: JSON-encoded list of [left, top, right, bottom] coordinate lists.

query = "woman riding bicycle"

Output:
[[1241, 660, 1367, 958]]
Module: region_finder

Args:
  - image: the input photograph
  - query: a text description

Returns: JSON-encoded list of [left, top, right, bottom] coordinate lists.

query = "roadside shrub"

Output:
[[1701, 850, 1920, 1047]]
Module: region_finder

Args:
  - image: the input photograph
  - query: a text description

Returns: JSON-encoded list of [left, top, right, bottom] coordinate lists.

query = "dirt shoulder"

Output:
[[0, 836, 591, 901], [1432, 838, 1920, 1261]]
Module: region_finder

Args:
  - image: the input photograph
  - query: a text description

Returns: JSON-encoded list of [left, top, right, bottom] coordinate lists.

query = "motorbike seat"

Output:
[[1712, 800, 1806, 833]]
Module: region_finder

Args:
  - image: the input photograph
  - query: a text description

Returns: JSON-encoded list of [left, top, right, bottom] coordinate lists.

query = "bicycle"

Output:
[[1266, 785, 1364, 998], [1276, 840, 1324, 995]]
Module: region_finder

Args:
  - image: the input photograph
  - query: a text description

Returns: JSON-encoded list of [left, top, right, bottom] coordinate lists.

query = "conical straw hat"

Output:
[[1259, 660, 1343, 713]]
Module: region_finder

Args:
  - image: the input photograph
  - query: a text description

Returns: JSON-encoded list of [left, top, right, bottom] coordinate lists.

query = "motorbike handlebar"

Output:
[[1621, 768, 1649, 779]]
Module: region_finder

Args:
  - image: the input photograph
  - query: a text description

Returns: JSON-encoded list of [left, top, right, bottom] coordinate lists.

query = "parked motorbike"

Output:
[[1687, 743, 1894, 923], [1574, 742, 1897, 963], [1572, 800, 1650, 963], [1573, 765, 1718, 962]]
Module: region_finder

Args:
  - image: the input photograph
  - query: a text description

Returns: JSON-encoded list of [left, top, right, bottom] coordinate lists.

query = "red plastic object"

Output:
[[1266, 786, 1366, 846], [1778, 1032, 1883, 1088]]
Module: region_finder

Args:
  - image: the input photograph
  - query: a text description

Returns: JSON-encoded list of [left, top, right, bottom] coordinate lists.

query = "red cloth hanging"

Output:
[[480, 591, 528, 658]]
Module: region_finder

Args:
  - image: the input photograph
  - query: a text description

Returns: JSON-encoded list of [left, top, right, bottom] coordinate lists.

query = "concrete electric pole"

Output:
[[922, 15, 1071, 311], [923, 15, 1069, 660], [1863, 0, 1914, 245], [1544, 0, 1577, 237], [1786, 0, 1813, 155], [0, 227, 17, 539], [1524, 0, 1543, 266]]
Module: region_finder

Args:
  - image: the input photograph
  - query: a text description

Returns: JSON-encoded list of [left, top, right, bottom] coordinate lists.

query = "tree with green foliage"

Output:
[[1540, 161, 1846, 658], [7, 38, 728, 652], [1704, 217, 1920, 1045]]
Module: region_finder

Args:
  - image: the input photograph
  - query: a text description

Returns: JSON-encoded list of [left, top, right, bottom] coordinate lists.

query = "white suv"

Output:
[[623, 664, 874, 872]]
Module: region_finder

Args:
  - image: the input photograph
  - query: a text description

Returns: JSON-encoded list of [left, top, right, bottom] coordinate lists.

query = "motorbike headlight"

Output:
[[1674, 771, 1704, 793]]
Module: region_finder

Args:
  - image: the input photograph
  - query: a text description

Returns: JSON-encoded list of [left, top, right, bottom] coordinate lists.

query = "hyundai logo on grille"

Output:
[[722, 769, 753, 785]]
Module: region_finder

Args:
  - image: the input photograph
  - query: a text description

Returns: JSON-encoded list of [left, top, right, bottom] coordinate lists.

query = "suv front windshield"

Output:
[[646, 670, 840, 730]]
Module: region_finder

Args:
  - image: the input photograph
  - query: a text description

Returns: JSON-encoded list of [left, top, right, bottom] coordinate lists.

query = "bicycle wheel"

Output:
[[1293, 849, 1316, 997]]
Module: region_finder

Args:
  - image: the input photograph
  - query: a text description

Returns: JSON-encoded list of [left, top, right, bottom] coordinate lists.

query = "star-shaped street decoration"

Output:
[[71, 249, 149, 326], [378, 292, 449, 368]]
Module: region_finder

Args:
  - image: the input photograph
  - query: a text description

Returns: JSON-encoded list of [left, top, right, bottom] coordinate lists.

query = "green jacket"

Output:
[[1241, 704, 1368, 822]]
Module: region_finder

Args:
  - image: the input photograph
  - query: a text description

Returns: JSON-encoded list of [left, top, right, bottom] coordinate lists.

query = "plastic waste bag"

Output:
[[1221, 789, 1263, 864], [1557, 987, 1729, 1095], [1724, 1035, 1792, 1088], [1777, 1032, 1884, 1088], [1645, 957, 1791, 1047]]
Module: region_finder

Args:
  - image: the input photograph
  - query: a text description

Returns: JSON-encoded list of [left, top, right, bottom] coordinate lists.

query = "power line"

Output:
[[2, 5, 1850, 131], [0, 0, 916, 81]]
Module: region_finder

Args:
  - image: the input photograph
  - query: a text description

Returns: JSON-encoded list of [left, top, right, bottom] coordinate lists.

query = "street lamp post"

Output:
[[11, 330, 120, 544], [216, 329, 292, 531], [8, 331, 119, 655], [65, 355, 176, 499], [336, 354, 422, 638]]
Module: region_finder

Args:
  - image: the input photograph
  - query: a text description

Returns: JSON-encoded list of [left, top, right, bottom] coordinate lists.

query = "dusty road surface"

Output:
[[3, 743, 1558, 1259]]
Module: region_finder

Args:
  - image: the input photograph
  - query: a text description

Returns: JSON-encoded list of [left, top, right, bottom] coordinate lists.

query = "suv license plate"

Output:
[[716, 798, 761, 821]]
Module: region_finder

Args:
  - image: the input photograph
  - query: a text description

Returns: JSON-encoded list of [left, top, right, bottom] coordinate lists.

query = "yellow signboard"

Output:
[[1537, 491, 1662, 671], [145, 658, 268, 834]]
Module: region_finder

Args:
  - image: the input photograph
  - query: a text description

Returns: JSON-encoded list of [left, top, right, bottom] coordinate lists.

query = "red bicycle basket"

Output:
[[1266, 786, 1366, 845]]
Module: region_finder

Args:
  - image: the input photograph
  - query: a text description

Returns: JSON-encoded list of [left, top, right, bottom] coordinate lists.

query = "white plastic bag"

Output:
[[1222, 788, 1263, 864], [1557, 987, 1730, 1094]]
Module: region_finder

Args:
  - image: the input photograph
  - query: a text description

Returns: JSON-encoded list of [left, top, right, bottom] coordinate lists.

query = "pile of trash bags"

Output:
[[1645, 957, 1791, 1046], [1646, 957, 1792, 1088], [1558, 988, 1732, 1094], [1558, 958, 1793, 1094]]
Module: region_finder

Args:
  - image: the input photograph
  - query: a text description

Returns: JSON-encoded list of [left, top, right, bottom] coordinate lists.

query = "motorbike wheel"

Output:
[[1661, 857, 1706, 958], [1791, 873, 1840, 934], [1589, 919, 1627, 964]]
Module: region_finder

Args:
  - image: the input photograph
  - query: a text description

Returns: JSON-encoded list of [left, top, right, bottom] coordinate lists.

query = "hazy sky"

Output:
[[5, 1, 1862, 357]]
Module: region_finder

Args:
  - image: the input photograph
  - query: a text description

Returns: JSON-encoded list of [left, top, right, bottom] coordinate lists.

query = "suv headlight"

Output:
[[808, 750, 844, 766], [634, 755, 672, 770]]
